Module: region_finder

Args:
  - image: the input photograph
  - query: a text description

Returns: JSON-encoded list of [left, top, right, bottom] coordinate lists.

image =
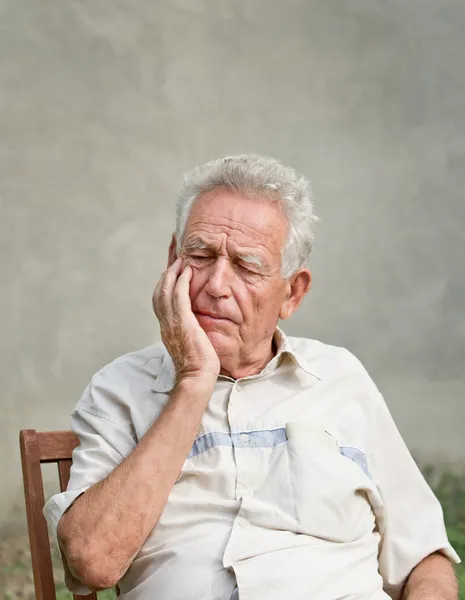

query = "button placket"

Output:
[[229, 383, 258, 501], [240, 433, 249, 445]]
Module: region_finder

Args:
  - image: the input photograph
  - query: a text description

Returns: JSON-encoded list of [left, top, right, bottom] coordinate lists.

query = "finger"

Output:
[[153, 270, 169, 317], [172, 265, 194, 318], [169, 256, 183, 275], [154, 258, 182, 318]]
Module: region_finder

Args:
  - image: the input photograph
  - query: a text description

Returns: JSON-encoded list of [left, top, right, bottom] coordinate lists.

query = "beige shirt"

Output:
[[44, 329, 459, 600]]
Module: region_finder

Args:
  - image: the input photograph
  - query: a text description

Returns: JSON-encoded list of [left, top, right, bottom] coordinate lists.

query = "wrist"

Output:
[[175, 373, 217, 395]]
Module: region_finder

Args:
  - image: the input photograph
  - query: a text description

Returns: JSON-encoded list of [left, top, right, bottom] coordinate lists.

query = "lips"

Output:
[[194, 310, 235, 323]]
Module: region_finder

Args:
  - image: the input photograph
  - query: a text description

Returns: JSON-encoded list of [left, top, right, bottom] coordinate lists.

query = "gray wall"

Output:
[[1, 0, 464, 528]]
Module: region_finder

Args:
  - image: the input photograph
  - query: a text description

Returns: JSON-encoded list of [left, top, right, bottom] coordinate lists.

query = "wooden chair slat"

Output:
[[20, 429, 57, 600], [20, 428, 98, 600], [57, 459, 72, 492], [37, 430, 80, 461]]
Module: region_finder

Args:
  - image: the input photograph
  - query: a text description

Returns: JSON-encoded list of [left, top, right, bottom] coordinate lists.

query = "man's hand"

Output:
[[153, 258, 220, 383]]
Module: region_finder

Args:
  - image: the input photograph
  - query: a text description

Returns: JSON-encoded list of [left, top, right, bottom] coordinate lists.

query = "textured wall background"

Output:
[[1, 0, 464, 529]]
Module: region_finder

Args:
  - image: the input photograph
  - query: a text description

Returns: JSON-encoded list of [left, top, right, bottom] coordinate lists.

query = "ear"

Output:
[[167, 234, 177, 268], [279, 269, 312, 320]]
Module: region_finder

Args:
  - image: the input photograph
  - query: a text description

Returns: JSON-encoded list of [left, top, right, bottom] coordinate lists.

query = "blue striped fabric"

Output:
[[230, 585, 239, 600], [339, 445, 371, 478], [188, 428, 288, 458], [188, 428, 370, 478]]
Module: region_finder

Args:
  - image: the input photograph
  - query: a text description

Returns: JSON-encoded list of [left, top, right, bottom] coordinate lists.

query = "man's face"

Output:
[[178, 188, 296, 364]]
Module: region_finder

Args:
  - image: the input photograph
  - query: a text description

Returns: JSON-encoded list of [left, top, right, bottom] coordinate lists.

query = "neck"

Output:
[[219, 337, 277, 380]]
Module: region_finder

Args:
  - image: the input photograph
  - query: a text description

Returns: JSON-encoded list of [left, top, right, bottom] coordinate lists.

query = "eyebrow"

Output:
[[183, 238, 210, 253], [237, 253, 266, 272], [183, 237, 267, 273]]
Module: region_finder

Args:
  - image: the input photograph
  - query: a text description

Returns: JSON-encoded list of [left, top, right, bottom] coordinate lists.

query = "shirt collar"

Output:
[[151, 326, 318, 394], [272, 327, 320, 379]]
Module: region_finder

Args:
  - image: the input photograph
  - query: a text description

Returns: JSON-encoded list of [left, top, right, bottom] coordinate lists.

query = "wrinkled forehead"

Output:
[[184, 188, 288, 248]]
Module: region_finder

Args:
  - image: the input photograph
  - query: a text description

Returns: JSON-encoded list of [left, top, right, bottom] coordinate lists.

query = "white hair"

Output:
[[175, 154, 319, 278]]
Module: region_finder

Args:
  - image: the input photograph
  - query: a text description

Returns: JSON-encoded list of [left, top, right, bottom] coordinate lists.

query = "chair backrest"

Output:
[[19, 428, 98, 600]]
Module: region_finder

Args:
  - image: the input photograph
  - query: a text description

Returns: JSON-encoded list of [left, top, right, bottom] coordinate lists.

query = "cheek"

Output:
[[235, 284, 265, 320], [244, 283, 286, 321], [188, 266, 207, 300]]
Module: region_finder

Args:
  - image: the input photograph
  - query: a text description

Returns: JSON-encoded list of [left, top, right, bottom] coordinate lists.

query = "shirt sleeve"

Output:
[[367, 387, 461, 600], [43, 378, 138, 594]]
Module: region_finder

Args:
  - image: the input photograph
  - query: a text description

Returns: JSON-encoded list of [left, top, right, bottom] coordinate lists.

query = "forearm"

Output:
[[58, 376, 214, 590], [401, 552, 458, 600]]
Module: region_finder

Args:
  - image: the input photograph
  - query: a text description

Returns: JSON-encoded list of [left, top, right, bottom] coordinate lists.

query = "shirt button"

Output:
[[239, 518, 250, 529], [240, 433, 249, 444], [243, 490, 253, 499]]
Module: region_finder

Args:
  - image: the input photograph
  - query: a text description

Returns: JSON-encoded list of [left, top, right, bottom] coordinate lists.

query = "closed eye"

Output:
[[238, 263, 253, 272], [188, 255, 214, 264], [236, 263, 262, 277]]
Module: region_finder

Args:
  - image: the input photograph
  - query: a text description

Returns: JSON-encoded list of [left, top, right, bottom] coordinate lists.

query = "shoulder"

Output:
[[95, 342, 167, 382], [285, 335, 385, 414], [76, 341, 167, 420], [286, 335, 371, 381], [286, 336, 389, 450]]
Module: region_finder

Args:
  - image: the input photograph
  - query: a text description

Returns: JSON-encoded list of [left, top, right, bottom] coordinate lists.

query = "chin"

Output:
[[206, 331, 235, 357]]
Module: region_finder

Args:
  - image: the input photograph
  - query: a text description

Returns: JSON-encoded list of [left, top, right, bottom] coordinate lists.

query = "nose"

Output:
[[204, 257, 233, 299]]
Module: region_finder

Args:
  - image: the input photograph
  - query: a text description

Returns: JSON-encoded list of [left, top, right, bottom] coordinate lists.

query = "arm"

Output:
[[401, 552, 458, 600], [360, 373, 460, 597], [58, 259, 220, 590], [58, 377, 213, 590]]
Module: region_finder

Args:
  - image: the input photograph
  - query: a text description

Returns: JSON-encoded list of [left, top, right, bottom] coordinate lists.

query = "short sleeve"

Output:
[[43, 379, 138, 594], [367, 388, 461, 599]]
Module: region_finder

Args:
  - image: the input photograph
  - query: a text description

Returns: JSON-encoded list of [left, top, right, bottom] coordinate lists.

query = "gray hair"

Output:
[[175, 154, 318, 278]]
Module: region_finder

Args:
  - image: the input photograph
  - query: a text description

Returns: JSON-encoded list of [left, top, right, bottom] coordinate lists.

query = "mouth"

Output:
[[194, 311, 235, 324]]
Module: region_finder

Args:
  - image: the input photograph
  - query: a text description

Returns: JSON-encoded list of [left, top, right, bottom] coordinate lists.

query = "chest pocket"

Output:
[[286, 422, 376, 543]]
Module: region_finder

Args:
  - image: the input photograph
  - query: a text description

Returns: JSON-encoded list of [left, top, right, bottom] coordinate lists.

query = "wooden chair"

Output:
[[19, 429, 97, 600]]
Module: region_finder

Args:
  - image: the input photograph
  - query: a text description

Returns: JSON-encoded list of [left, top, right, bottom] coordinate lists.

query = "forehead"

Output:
[[183, 188, 288, 256]]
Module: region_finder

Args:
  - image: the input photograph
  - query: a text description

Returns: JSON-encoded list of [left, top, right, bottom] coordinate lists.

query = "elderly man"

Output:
[[45, 155, 459, 600]]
